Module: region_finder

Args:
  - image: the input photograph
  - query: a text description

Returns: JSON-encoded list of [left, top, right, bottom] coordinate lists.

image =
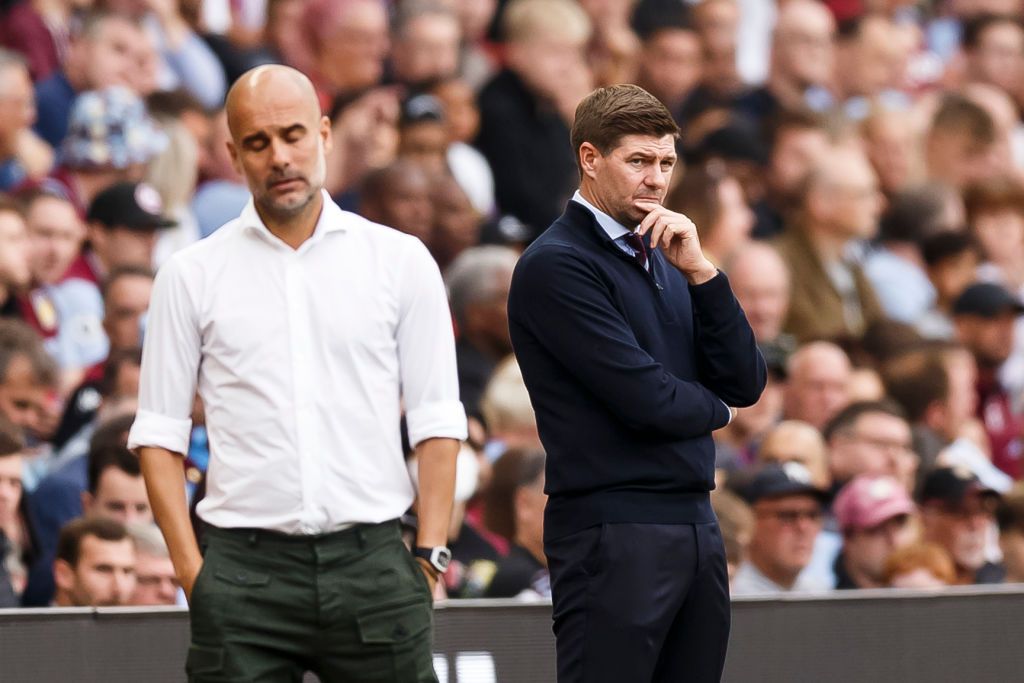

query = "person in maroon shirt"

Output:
[[0, 0, 71, 82], [953, 282, 1024, 480]]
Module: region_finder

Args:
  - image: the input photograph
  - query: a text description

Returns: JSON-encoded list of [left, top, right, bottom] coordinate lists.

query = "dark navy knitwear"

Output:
[[509, 201, 767, 540]]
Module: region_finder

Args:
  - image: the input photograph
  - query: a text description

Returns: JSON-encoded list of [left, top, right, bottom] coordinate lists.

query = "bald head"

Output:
[[226, 66, 321, 139], [760, 420, 831, 489], [784, 342, 852, 429], [727, 242, 790, 343]]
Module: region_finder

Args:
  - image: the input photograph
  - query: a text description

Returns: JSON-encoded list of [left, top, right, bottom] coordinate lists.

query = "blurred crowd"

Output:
[[1, 0, 1024, 609]]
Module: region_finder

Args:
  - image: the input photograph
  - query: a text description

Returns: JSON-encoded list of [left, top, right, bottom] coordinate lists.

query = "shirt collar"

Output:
[[571, 190, 633, 241], [240, 189, 348, 247]]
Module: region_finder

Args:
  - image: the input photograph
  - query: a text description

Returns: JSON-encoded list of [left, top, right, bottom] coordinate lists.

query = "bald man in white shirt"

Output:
[[129, 65, 466, 682]]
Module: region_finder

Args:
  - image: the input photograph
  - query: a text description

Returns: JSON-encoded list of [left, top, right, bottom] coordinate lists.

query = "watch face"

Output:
[[432, 547, 452, 571]]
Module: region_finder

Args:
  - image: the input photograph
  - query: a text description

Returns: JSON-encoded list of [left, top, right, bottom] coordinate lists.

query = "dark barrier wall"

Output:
[[3, 586, 1024, 683]]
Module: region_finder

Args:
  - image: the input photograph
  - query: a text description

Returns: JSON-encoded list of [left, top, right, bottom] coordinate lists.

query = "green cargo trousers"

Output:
[[185, 519, 437, 682]]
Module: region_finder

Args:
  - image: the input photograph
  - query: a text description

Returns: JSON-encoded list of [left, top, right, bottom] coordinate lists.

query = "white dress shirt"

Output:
[[128, 191, 468, 534]]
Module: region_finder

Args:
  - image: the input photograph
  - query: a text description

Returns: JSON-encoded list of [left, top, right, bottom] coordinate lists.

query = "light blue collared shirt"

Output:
[[572, 190, 647, 269]]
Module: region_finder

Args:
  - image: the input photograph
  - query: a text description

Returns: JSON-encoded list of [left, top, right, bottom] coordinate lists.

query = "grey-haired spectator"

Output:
[[445, 245, 519, 419], [832, 474, 918, 589], [860, 107, 920, 198], [48, 86, 168, 217], [823, 399, 918, 494], [53, 515, 135, 606], [0, 49, 52, 192], [128, 521, 179, 606], [358, 160, 434, 244], [996, 485, 1024, 583], [783, 341, 852, 431], [390, 1, 462, 89], [952, 282, 1024, 480], [479, 355, 540, 461], [919, 466, 1005, 584], [732, 462, 830, 595]]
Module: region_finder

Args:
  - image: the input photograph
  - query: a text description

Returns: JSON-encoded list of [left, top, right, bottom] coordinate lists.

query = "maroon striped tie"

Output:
[[622, 232, 648, 270]]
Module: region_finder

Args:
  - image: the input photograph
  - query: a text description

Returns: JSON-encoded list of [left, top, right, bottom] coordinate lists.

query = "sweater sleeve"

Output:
[[510, 245, 731, 439]]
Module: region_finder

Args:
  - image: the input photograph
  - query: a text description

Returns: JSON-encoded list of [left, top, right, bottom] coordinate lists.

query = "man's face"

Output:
[[0, 211, 32, 292], [0, 454, 22, 528], [972, 209, 1024, 267], [84, 467, 152, 526], [101, 227, 159, 272], [104, 274, 153, 351], [999, 528, 1024, 583], [375, 171, 434, 243], [0, 354, 59, 441], [955, 312, 1017, 368], [585, 134, 677, 228], [81, 17, 144, 90], [844, 514, 916, 584], [773, 6, 835, 88], [131, 552, 179, 606], [0, 64, 35, 144], [393, 14, 461, 86], [830, 412, 916, 485], [57, 535, 136, 607], [228, 84, 331, 223], [783, 352, 851, 429], [317, 0, 390, 93], [729, 252, 790, 343], [507, 33, 588, 102], [465, 269, 514, 356], [969, 22, 1024, 95], [399, 121, 449, 176], [751, 494, 823, 577], [923, 494, 995, 572], [26, 197, 85, 286], [768, 128, 829, 202], [638, 29, 702, 108], [814, 156, 883, 240]]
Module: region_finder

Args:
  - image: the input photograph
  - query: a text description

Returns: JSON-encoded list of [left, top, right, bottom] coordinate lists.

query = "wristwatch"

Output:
[[413, 546, 452, 574]]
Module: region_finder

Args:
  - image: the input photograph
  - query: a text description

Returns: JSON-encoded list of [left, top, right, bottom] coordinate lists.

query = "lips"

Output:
[[269, 177, 305, 191]]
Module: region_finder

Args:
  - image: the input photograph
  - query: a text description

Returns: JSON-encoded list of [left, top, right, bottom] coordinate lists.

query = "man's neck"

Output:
[[256, 192, 324, 250], [750, 551, 799, 589], [804, 220, 849, 263], [578, 184, 624, 228]]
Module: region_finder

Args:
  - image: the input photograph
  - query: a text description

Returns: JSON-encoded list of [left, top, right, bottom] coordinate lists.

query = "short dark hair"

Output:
[[99, 347, 143, 398], [768, 108, 828, 150], [0, 319, 58, 387], [882, 350, 949, 423], [87, 442, 141, 495], [929, 94, 996, 147], [996, 488, 1024, 535], [0, 417, 24, 457], [962, 13, 1024, 51], [823, 399, 908, 441], [101, 264, 155, 301], [921, 230, 978, 267], [964, 175, 1024, 224], [483, 448, 545, 541], [878, 184, 957, 244], [570, 84, 680, 176], [56, 516, 130, 568]]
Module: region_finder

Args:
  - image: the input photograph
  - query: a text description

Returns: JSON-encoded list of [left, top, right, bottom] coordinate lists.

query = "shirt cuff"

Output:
[[127, 409, 193, 456], [406, 400, 468, 448]]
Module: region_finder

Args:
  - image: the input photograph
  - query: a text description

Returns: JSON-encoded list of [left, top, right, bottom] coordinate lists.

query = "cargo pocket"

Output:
[[356, 597, 434, 681], [185, 644, 224, 680]]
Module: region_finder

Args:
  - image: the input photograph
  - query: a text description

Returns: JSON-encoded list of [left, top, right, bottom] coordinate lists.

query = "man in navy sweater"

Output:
[[508, 84, 766, 682]]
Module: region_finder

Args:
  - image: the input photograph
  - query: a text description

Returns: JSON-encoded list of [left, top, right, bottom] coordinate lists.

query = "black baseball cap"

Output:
[[741, 463, 828, 504], [919, 466, 998, 506], [952, 282, 1024, 319], [86, 182, 176, 231]]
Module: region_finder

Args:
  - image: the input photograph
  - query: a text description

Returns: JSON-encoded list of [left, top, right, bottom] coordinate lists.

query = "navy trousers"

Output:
[[545, 522, 730, 683]]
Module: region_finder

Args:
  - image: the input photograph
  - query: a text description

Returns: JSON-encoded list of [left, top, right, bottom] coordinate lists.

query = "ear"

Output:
[[579, 142, 601, 181], [81, 490, 94, 516], [53, 558, 75, 594], [226, 139, 242, 177], [320, 115, 333, 156]]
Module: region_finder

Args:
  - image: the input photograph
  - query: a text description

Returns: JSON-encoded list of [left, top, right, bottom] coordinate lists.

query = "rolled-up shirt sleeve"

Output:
[[396, 240, 468, 447], [127, 257, 202, 456]]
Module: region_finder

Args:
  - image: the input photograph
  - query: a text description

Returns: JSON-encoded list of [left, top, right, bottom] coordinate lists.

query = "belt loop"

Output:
[[356, 526, 366, 550], [248, 531, 259, 548]]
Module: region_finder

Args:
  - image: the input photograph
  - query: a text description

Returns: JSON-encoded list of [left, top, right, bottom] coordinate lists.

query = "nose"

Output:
[[115, 571, 136, 605], [269, 137, 291, 170], [645, 165, 669, 190]]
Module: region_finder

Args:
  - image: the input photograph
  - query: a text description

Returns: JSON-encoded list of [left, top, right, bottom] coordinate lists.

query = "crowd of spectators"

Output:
[[0, 0, 1023, 608]]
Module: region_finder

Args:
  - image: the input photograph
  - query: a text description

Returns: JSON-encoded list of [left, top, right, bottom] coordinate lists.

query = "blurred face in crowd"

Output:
[[0, 453, 22, 529], [731, 377, 784, 446], [26, 196, 85, 286], [0, 354, 59, 441], [507, 29, 589, 103], [836, 16, 904, 99], [89, 225, 159, 273], [399, 120, 449, 177], [999, 527, 1024, 582], [432, 79, 479, 144], [82, 466, 152, 526], [844, 514, 917, 586], [829, 411, 917, 487], [0, 210, 31, 293], [940, 349, 979, 437], [806, 149, 883, 241], [637, 28, 702, 110], [967, 20, 1024, 96], [130, 32, 161, 97], [515, 471, 547, 557], [955, 311, 1017, 368], [759, 421, 831, 491], [363, 165, 434, 243], [0, 64, 35, 147], [768, 126, 830, 203], [750, 494, 823, 585], [728, 244, 790, 343], [55, 535, 136, 607], [693, 0, 739, 48], [863, 110, 918, 196], [131, 552, 179, 606], [922, 493, 996, 573], [431, 176, 481, 268], [316, 0, 390, 94], [927, 127, 997, 191], [580, 134, 677, 228], [972, 208, 1024, 267], [227, 68, 332, 225], [701, 35, 743, 99], [928, 248, 979, 307], [71, 16, 144, 91], [705, 177, 755, 263], [104, 273, 153, 352], [783, 344, 851, 429], [772, 0, 835, 89], [391, 12, 461, 87]]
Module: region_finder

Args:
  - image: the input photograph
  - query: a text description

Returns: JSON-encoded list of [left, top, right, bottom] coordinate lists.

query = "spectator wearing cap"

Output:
[[83, 181, 175, 284], [831, 474, 917, 589], [774, 144, 885, 343], [475, 0, 591, 239], [33, 12, 147, 149], [919, 466, 1005, 584], [53, 515, 135, 607], [732, 462, 830, 595], [389, 2, 462, 89], [357, 160, 434, 244], [0, 198, 32, 320], [782, 341, 852, 431], [446, 246, 519, 420], [995, 485, 1024, 583], [0, 50, 52, 192], [824, 400, 919, 494], [883, 542, 957, 589], [45, 86, 168, 217], [953, 282, 1024, 479]]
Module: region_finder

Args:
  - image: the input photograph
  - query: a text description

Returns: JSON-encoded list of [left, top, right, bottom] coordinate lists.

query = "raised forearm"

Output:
[[139, 446, 202, 599]]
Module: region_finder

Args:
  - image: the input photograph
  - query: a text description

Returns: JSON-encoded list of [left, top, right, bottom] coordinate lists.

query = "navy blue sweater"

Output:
[[508, 202, 767, 539]]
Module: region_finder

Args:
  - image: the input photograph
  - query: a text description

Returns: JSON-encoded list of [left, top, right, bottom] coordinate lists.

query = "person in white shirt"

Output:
[[129, 65, 466, 682]]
